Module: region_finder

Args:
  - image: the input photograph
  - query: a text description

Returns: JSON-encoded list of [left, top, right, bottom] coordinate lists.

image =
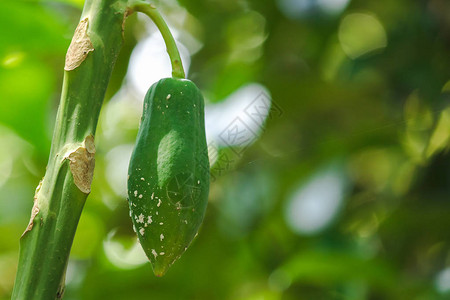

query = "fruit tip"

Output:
[[151, 261, 170, 277]]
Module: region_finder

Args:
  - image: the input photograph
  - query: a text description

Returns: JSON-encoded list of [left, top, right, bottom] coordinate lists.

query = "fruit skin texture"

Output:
[[127, 77, 210, 276]]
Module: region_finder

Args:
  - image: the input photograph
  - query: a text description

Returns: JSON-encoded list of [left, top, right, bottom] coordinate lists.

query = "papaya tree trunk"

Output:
[[12, 0, 128, 298]]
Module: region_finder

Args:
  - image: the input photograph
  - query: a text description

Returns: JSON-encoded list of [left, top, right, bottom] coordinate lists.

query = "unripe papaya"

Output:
[[127, 77, 210, 276]]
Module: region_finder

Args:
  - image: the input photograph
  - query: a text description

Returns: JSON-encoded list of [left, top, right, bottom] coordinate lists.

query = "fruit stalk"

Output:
[[130, 1, 185, 78]]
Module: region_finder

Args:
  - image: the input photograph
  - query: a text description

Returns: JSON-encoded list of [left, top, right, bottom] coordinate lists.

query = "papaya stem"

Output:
[[12, 0, 128, 298], [130, 2, 186, 79]]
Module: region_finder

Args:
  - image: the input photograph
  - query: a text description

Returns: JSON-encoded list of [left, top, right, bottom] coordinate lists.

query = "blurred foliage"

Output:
[[1, 0, 450, 299]]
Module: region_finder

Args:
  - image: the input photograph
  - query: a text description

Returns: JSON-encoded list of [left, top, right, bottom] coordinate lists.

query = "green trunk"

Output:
[[12, 0, 127, 299]]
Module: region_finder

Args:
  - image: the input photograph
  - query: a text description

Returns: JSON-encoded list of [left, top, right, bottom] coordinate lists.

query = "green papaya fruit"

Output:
[[127, 77, 210, 276]]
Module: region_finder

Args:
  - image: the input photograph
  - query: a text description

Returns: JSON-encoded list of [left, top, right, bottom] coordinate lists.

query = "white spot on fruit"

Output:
[[151, 249, 158, 258], [139, 228, 145, 236], [166, 94, 171, 100], [137, 214, 144, 223], [160, 234, 164, 241]]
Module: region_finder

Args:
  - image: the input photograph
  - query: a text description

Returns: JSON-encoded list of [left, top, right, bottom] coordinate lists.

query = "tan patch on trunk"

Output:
[[21, 179, 43, 237], [64, 135, 95, 194], [65, 18, 94, 71], [67, 135, 96, 194]]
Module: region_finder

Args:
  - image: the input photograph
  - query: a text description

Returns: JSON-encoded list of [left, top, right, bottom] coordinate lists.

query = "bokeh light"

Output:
[[339, 13, 387, 59], [285, 164, 349, 235]]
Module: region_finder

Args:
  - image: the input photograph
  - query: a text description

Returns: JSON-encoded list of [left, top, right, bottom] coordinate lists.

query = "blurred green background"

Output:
[[1, 0, 450, 299]]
